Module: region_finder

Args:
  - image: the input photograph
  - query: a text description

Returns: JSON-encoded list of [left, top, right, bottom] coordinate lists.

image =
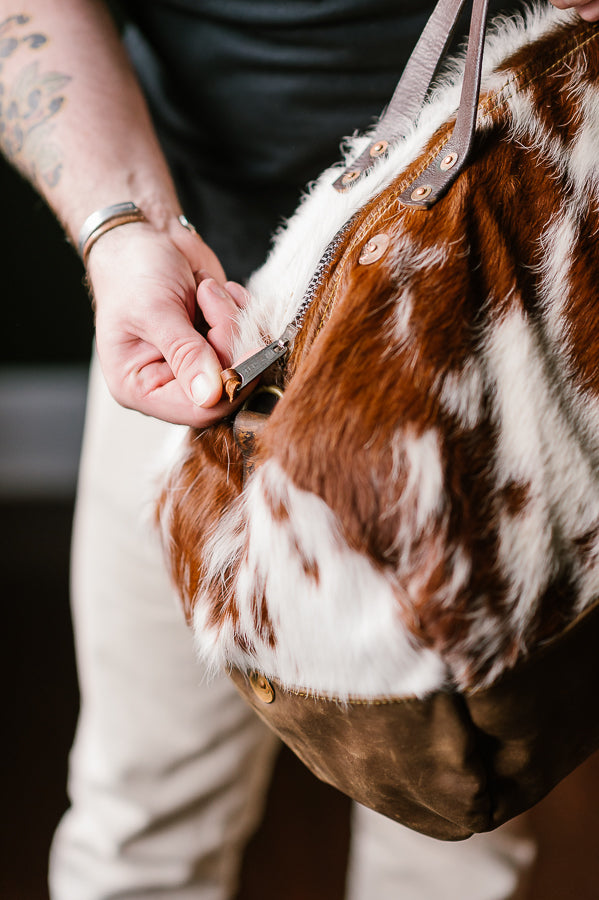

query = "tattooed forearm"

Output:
[[0, 14, 70, 187]]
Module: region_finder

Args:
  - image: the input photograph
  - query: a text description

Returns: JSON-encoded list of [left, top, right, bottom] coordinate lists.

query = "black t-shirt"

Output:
[[119, 0, 518, 278]]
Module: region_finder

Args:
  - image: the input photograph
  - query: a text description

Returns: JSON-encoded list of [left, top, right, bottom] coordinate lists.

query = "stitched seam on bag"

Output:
[[313, 25, 598, 338], [272, 681, 425, 705], [314, 198, 402, 337], [265, 593, 599, 705]]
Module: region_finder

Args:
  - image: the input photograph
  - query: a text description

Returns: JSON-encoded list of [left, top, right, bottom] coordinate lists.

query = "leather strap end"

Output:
[[221, 368, 242, 402]]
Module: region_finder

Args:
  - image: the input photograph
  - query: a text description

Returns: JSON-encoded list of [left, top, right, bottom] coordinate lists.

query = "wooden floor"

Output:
[[2, 500, 598, 900]]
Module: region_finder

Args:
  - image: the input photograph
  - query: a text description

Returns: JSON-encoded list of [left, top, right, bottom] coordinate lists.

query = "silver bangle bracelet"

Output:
[[78, 201, 147, 264]]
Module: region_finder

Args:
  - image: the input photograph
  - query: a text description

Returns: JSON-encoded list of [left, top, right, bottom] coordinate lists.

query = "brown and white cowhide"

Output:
[[158, 5, 599, 700]]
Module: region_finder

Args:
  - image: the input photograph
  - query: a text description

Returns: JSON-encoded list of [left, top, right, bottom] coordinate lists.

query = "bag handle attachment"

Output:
[[333, 0, 490, 208], [221, 0, 491, 401]]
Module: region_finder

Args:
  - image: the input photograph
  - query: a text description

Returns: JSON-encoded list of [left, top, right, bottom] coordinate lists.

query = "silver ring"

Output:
[[178, 214, 197, 233]]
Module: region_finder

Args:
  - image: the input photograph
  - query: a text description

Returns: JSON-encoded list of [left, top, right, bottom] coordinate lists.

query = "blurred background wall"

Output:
[[0, 154, 91, 898], [0, 156, 92, 499]]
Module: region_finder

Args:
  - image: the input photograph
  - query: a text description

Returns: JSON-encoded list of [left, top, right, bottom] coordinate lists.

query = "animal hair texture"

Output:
[[159, 5, 599, 700]]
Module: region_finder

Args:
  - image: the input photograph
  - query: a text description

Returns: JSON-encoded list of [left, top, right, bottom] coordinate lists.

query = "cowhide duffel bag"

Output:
[[158, 0, 599, 840]]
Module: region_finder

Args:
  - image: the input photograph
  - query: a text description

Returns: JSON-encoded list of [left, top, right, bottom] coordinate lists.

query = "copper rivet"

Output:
[[249, 671, 275, 703], [342, 170, 360, 185], [410, 184, 432, 201], [358, 232, 391, 265], [369, 140, 389, 158], [440, 151, 458, 171]]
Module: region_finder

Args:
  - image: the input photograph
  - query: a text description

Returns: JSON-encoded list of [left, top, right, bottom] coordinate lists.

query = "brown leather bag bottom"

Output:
[[230, 596, 599, 840]]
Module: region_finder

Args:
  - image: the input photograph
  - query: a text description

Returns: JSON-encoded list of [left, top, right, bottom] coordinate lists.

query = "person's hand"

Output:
[[549, 0, 599, 20], [87, 218, 248, 426]]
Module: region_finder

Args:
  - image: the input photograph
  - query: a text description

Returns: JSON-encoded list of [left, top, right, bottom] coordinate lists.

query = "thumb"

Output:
[[157, 309, 224, 407]]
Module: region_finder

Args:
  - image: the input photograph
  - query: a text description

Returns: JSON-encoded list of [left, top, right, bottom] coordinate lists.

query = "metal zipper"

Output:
[[222, 216, 357, 400]]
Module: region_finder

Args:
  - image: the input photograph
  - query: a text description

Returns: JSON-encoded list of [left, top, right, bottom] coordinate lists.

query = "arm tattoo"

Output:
[[0, 14, 71, 187]]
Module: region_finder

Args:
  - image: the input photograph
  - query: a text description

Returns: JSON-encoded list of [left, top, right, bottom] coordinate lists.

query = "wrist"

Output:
[[79, 202, 148, 264], [63, 169, 184, 248], [79, 200, 193, 268], [81, 198, 224, 286]]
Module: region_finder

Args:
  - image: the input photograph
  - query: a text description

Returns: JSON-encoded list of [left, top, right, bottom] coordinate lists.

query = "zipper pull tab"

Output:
[[221, 324, 297, 402]]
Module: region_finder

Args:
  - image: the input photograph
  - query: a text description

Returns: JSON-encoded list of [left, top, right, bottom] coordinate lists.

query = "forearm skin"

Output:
[[0, 1, 182, 246]]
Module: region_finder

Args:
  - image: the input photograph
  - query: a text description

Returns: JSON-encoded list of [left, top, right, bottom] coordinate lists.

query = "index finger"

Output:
[[126, 359, 235, 426]]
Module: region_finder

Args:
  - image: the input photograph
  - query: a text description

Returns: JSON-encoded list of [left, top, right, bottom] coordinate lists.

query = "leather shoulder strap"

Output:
[[333, 0, 490, 207]]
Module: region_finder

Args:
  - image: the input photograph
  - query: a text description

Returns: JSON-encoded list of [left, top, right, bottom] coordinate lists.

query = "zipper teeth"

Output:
[[289, 215, 357, 332]]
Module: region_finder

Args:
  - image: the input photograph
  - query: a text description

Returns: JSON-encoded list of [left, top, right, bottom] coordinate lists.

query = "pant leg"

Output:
[[49, 356, 279, 900], [346, 805, 536, 900]]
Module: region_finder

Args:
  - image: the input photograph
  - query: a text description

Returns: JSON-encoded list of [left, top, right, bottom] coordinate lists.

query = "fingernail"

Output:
[[190, 374, 213, 406], [230, 284, 250, 305], [206, 280, 229, 301]]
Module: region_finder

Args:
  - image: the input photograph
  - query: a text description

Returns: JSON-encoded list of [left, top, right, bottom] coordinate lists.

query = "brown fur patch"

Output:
[[159, 18, 599, 689], [156, 423, 244, 626]]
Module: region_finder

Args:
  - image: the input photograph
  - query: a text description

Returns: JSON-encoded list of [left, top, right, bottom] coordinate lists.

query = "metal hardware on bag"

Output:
[[221, 324, 298, 401], [369, 140, 389, 158], [233, 386, 284, 483], [249, 671, 275, 703], [440, 151, 458, 171], [358, 233, 391, 265], [341, 170, 360, 186], [240, 384, 284, 412], [221, 216, 358, 404], [410, 185, 433, 201]]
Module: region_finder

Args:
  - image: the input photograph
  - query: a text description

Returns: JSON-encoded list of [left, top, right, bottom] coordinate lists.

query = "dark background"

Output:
[[0, 157, 93, 366]]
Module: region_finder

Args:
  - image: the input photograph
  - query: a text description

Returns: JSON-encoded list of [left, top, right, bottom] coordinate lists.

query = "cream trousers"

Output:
[[49, 357, 536, 899]]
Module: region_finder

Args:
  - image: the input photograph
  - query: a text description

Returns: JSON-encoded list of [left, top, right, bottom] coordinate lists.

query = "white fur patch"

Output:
[[438, 360, 485, 429], [485, 307, 599, 637], [193, 461, 447, 698]]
